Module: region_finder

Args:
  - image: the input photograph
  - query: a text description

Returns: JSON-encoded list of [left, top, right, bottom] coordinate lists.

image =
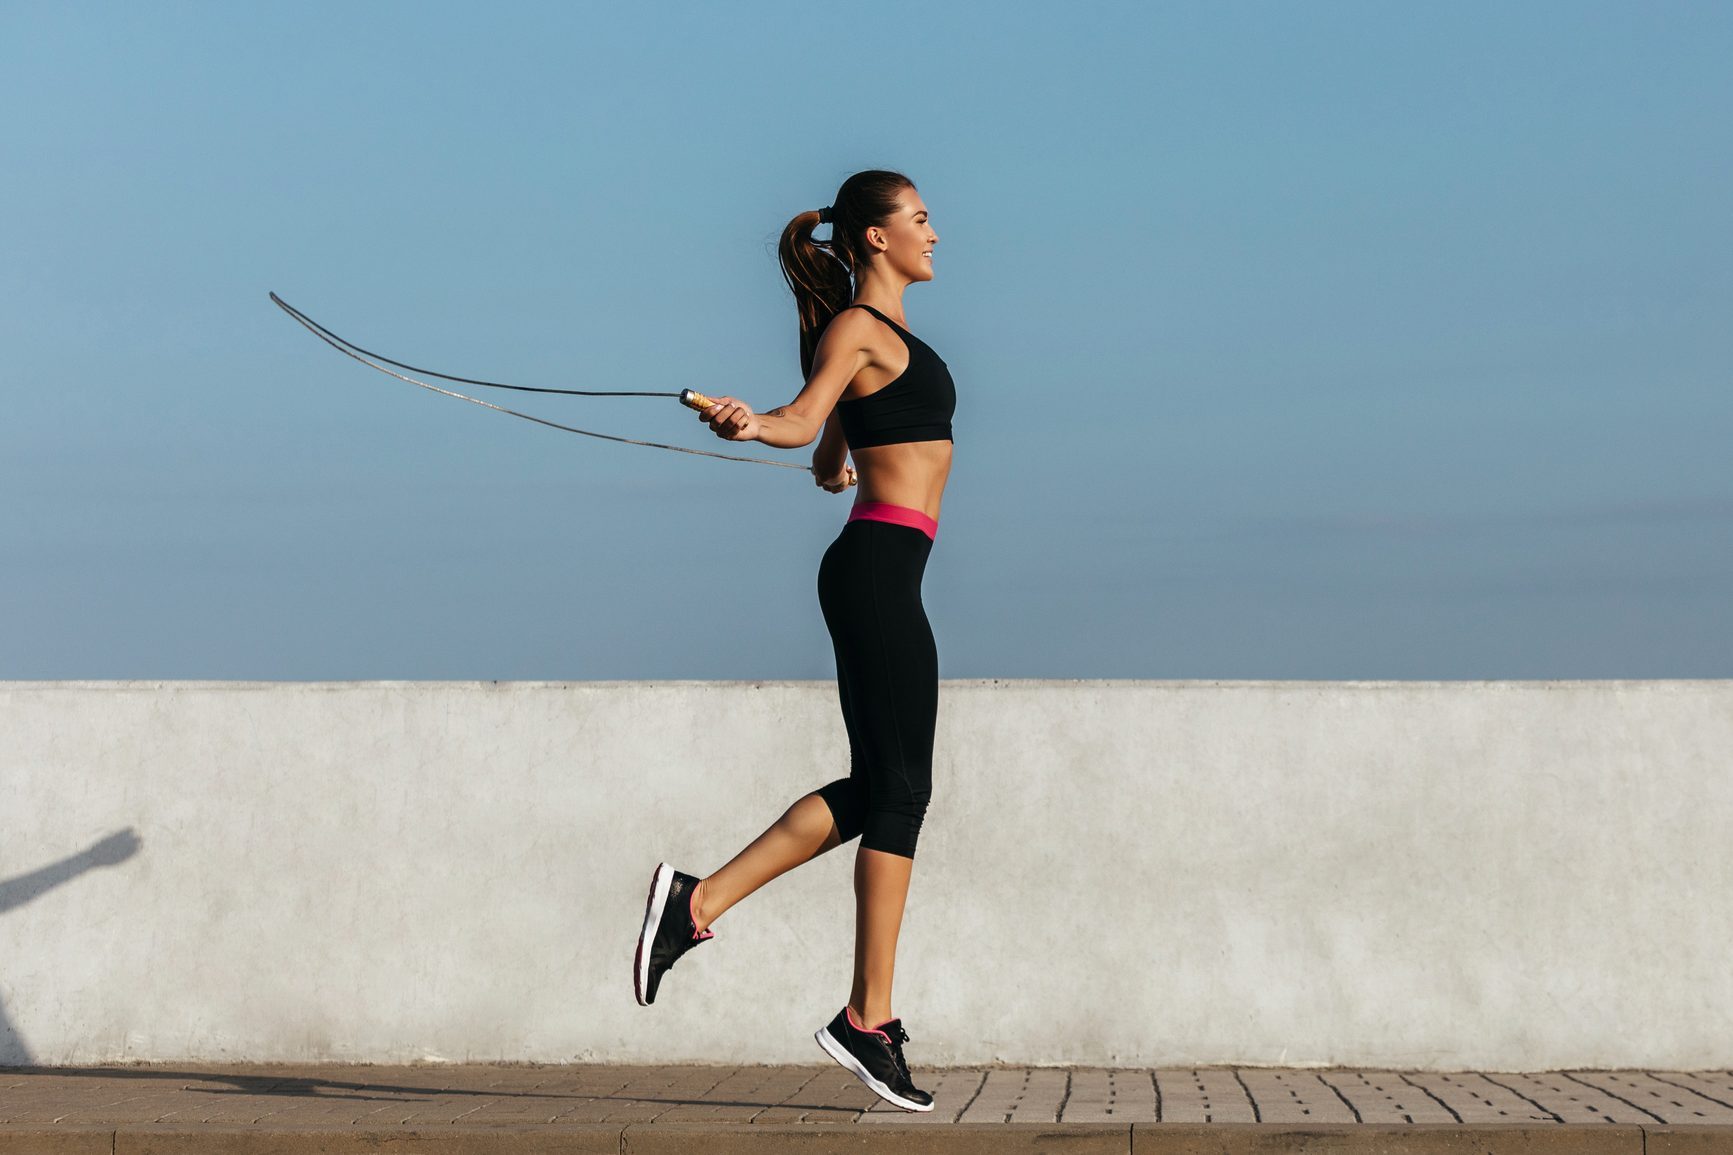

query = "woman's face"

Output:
[[868, 188, 938, 283]]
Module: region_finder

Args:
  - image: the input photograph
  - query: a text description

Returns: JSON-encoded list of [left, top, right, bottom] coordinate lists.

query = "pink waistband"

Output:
[[847, 500, 938, 541]]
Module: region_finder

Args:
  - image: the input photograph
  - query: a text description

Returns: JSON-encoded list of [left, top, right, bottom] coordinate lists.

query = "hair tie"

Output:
[[817, 205, 833, 224]]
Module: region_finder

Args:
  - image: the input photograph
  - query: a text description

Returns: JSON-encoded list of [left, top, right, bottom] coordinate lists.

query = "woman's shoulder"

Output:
[[822, 305, 890, 342]]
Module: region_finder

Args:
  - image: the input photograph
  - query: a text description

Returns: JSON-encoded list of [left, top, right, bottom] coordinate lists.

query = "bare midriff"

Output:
[[850, 439, 952, 523]]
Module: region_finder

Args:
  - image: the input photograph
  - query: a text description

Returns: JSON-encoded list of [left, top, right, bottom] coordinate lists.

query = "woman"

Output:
[[631, 169, 952, 1112]]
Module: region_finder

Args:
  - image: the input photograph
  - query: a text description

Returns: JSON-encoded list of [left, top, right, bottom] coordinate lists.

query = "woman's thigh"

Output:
[[818, 521, 937, 799]]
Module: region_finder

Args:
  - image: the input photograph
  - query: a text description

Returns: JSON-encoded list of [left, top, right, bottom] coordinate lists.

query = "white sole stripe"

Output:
[[815, 1025, 934, 1113], [634, 863, 675, 1006]]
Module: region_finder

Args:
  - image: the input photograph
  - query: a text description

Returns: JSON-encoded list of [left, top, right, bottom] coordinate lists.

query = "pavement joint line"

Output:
[[1650, 1070, 1733, 1111], [1399, 1069, 1462, 1123], [1561, 1067, 1667, 1123]]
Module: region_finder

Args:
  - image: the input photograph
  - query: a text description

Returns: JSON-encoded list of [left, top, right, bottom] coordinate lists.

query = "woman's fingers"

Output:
[[812, 462, 853, 491], [700, 397, 748, 438]]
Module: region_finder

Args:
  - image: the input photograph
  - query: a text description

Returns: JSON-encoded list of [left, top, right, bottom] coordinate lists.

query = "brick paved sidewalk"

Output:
[[3, 1062, 1732, 1152]]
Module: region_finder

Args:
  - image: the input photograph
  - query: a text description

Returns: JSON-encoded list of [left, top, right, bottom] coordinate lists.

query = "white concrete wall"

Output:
[[2, 679, 1729, 1070]]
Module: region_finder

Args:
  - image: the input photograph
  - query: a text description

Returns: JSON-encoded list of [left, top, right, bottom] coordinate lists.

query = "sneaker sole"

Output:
[[633, 862, 675, 1006], [815, 1025, 935, 1112]]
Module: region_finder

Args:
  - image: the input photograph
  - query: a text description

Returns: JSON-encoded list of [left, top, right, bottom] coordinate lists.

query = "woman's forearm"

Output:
[[753, 407, 818, 449], [812, 444, 848, 479]]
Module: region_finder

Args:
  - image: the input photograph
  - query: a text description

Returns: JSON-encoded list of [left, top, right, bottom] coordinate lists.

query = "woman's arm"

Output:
[[811, 408, 849, 479], [698, 310, 875, 448]]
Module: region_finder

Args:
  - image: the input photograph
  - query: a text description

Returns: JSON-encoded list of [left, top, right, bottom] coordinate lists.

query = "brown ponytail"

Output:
[[777, 169, 917, 378]]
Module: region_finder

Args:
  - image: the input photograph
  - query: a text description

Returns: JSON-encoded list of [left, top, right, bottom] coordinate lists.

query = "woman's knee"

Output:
[[860, 793, 928, 859], [811, 779, 866, 845]]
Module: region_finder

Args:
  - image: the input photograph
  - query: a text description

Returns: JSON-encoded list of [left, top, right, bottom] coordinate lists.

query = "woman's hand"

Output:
[[699, 396, 762, 442], [813, 463, 857, 493]]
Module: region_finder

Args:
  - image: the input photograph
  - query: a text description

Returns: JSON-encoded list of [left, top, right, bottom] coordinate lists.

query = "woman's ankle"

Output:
[[849, 1001, 894, 1028], [692, 878, 714, 933]]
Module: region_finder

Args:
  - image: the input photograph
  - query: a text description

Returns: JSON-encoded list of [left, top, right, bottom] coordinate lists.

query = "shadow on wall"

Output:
[[0, 829, 142, 1066]]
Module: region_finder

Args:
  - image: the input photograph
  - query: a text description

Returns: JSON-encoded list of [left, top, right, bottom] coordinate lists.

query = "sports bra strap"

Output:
[[839, 303, 902, 330]]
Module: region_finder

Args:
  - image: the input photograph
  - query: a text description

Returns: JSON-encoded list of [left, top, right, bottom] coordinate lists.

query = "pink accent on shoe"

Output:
[[845, 1004, 893, 1044], [690, 883, 714, 940], [847, 500, 938, 541]]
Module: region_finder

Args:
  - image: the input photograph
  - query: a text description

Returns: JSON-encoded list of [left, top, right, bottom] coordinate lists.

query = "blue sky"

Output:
[[2, 1, 1728, 679]]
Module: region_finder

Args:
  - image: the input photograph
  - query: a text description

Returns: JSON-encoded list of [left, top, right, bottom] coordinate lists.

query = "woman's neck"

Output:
[[852, 274, 909, 322]]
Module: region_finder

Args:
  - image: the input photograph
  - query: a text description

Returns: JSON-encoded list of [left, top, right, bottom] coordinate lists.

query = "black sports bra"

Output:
[[833, 304, 956, 449]]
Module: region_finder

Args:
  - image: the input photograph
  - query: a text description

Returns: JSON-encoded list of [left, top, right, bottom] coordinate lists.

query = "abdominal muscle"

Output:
[[850, 440, 952, 522]]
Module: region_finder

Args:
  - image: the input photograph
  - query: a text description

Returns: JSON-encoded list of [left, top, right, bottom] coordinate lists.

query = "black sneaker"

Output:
[[815, 1005, 935, 1112], [633, 862, 714, 1006]]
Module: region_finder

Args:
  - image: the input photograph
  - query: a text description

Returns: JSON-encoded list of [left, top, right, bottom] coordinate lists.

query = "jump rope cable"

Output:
[[269, 292, 808, 470]]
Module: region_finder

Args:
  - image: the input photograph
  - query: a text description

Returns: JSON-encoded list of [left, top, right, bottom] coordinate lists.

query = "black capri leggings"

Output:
[[812, 516, 938, 860]]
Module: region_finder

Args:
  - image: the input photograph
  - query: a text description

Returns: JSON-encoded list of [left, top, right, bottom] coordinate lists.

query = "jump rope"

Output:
[[270, 291, 856, 480]]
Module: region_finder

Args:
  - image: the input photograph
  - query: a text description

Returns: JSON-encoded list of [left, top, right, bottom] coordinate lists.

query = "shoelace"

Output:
[[885, 1024, 914, 1083]]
